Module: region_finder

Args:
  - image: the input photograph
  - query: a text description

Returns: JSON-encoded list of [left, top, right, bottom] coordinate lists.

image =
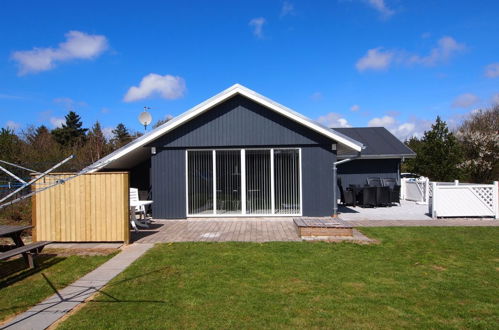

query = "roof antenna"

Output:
[[138, 106, 153, 132]]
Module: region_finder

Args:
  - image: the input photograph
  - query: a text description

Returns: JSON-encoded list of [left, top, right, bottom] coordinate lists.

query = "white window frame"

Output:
[[186, 148, 302, 217]]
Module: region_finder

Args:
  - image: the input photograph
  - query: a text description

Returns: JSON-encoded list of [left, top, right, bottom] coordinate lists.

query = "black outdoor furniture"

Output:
[[382, 178, 397, 189], [358, 186, 377, 207], [390, 185, 401, 205], [338, 176, 402, 208], [376, 186, 391, 206], [367, 177, 383, 187], [338, 179, 356, 206], [0, 225, 51, 268]]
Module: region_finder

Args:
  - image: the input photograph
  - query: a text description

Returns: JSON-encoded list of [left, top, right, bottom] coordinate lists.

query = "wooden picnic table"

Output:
[[0, 225, 51, 268], [0, 225, 32, 247]]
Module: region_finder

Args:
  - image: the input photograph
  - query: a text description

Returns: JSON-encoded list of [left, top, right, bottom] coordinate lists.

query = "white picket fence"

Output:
[[430, 181, 499, 219], [400, 177, 430, 204]]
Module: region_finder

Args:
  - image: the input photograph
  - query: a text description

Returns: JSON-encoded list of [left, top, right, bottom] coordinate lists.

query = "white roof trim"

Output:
[[85, 84, 363, 172]]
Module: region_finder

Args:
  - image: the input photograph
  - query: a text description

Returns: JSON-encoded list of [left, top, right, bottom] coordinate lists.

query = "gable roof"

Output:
[[333, 127, 416, 159], [85, 84, 364, 172]]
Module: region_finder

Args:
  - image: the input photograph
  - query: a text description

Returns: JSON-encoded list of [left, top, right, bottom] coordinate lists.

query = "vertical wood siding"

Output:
[[151, 149, 186, 218], [301, 146, 336, 216], [32, 172, 129, 243]]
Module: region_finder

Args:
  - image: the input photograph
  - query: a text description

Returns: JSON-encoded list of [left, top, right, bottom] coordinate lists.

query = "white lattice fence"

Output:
[[401, 177, 430, 204], [431, 181, 499, 219]]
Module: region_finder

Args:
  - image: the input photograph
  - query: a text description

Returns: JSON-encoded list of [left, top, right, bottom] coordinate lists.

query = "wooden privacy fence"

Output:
[[32, 172, 130, 243]]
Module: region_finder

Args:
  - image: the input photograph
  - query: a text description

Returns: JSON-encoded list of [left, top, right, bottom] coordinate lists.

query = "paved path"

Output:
[[345, 219, 499, 227], [133, 219, 301, 243], [1, 243, 153, 330]]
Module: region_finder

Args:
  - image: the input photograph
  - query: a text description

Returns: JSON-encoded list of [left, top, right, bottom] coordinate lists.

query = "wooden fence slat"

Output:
[[31, 172, 129, 242]]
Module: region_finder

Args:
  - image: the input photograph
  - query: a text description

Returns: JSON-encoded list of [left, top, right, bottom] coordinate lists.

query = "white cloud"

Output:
[[391, 118, 433, 140], [280, 1, 295, 17], [102, 127, 114, 140], [249, 17, 266, 39], [365, 0, 395, 18], [407, 36, 466, 66], [367, 114, 432, 140], [0, 93, 22, 99], [53, 97, 87, 109], [356, 36, 465, 72], [356, 47, 394, 72], [5, 120, 20, 131], [485, 63, 499, 78], [350, 104, 360, 112], [317, 112, 351, 128], [452, 93, 480, 108], [310, 92, 323, 101], [50, 117, 65, 128], [11, 31, 108, 75], [492, 93, 499, 105], [123, 74, 186, 102], [367, 115, 396, 127]]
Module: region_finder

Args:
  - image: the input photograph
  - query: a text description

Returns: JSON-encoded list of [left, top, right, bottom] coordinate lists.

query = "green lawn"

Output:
[[59, 227, 498, 329], [0, 251, 116, 322]]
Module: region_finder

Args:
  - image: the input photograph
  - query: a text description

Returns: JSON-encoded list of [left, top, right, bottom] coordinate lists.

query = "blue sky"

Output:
[[1, 0, 498, 140]]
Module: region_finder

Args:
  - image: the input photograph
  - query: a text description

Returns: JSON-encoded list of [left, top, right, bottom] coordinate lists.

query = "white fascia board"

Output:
[[87, 84, 363, 172]]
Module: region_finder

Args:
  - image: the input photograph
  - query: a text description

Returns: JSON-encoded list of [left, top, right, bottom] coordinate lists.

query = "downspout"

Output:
[[332, 151, 363, 218]]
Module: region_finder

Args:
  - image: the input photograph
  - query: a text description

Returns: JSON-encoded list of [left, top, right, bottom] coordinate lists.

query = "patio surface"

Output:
[[132, 202, 498, 243], [338, 200, 433, 221], [132, 218, 301, 243]]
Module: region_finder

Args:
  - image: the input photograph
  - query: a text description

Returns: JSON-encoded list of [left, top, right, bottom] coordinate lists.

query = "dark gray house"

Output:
[[334, 127, 416, 188], [86, 84, 411, 219]]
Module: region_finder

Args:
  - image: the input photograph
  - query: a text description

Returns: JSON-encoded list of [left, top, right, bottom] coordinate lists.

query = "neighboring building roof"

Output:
[[85, 84, 364, 172], [333, 127, 416, 159]]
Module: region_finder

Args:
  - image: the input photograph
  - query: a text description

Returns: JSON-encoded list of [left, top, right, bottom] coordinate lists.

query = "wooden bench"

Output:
[[0, 241, 52, 268]]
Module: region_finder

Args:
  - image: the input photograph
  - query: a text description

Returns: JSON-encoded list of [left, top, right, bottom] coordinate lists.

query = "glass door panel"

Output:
[[274, 149, 300, 214], [187, 151, 214, 215], [245, 150, 271, 214], [215, 150, 242, 214]]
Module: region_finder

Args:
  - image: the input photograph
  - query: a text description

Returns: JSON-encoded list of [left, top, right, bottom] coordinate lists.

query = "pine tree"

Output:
[[22, 125, 64, 171], [0, 128, 21, 163], [52, 111, 88, 147], [111, 123, 132, 149], [85, 121, 109, 162], [412, 116, 463, 181]]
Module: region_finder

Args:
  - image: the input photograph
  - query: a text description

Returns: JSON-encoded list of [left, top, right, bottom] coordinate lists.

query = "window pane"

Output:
[[274, 149, 300, 214], [187, 151, 213, 215], [245, 150, 271, 214], [216, 150, 242, 214]]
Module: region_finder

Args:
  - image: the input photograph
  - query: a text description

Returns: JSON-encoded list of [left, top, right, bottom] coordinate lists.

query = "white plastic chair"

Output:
[[129, 188, 153, 231], [130, 188, 146, 218]]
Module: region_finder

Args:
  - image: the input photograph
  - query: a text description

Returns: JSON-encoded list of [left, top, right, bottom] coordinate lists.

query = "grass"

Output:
[[0, 251, 116, 323], [59, 227, 498, 329]]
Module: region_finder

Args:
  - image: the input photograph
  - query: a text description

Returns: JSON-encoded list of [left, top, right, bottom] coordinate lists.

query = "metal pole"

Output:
[[0, 159, 41, 174], [332, 163, 337, 217], [0, 164, 26, 184], [0, 155, 74, 204]]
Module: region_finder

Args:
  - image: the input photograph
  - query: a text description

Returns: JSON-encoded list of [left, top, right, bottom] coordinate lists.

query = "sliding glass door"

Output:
[[187, 150, 214, 215], [216, 150, 242, 214], [245, 150, 272, 214], [274, 149, 300, 214], [187, 148, 301, 216]]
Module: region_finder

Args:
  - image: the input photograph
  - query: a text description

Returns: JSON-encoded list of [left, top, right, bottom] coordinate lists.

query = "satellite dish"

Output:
[[138, 109, 153, 131]]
